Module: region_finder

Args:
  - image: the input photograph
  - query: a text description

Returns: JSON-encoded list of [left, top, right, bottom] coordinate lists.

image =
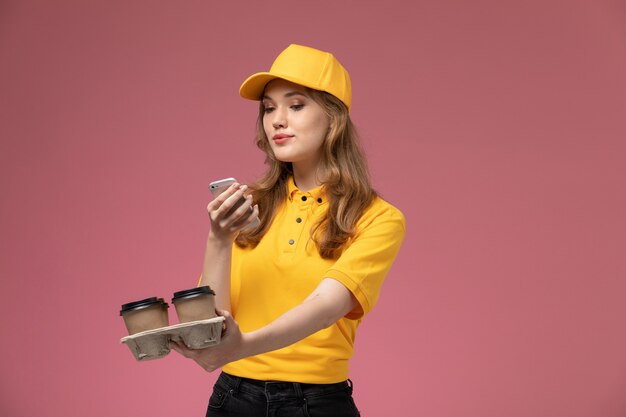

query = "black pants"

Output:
[[206, 372, 361, 417]]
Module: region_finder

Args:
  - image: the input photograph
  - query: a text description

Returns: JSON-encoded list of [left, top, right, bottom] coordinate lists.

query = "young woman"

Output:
[[171, 44, 405, 417]]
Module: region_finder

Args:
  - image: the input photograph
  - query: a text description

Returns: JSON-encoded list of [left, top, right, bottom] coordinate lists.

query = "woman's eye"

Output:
[[264, 107, 275, 114], [291, 104, 304, 111]]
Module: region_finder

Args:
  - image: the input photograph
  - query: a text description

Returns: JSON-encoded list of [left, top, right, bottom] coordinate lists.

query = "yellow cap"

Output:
[[239, 44, 352, 111]]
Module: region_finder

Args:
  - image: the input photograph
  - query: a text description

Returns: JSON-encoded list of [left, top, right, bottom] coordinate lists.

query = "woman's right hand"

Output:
[[206, 183, 259, 243]]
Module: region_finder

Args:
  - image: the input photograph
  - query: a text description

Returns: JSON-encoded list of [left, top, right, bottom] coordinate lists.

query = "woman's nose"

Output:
[[272, 111, 287, 129]]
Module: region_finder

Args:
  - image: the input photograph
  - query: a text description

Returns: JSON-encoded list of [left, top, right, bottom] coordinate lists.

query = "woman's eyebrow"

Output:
[[263, 91, 307, 101]]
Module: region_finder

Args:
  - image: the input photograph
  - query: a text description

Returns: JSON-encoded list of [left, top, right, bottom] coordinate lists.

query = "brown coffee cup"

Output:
[[120, 297, 170, 335], [172, 286, 217, 323]]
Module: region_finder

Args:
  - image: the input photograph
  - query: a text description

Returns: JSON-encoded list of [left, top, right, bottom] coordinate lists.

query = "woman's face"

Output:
[[262, 79, 330, 168]]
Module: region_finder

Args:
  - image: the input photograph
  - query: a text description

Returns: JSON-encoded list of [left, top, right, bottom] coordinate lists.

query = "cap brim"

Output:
[[239, 72, 280, 101], [239, 72, 324, 101]]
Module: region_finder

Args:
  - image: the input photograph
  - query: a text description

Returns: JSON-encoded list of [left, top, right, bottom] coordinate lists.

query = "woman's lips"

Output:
[[273, 133, 293, 144]]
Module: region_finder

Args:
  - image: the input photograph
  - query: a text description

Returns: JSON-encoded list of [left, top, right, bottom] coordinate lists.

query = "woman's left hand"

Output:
[[170, 310, 245, 372]]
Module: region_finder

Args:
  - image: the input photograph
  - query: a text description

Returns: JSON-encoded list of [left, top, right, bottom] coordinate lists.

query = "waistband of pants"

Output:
[[219, 371, 352, 398]]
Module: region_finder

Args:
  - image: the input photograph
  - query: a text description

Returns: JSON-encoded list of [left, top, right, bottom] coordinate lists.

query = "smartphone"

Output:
[[209, 177, 239, 198], [208, 178, 260, 228]]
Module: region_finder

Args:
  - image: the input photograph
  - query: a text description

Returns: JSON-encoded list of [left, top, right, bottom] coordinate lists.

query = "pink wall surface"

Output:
[[1, 1, 625, 416]]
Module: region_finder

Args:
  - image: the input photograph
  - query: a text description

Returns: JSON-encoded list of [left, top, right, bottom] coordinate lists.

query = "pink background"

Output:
[[1, 0, 625, 416]]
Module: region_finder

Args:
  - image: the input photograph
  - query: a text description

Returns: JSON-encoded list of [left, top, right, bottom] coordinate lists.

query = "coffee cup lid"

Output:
[[120, 297, 169, 316], [172, 286, 215, 303]]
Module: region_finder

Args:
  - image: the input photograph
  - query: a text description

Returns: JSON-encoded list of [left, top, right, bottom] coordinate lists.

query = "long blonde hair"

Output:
[[235, 89, 377, 259]]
